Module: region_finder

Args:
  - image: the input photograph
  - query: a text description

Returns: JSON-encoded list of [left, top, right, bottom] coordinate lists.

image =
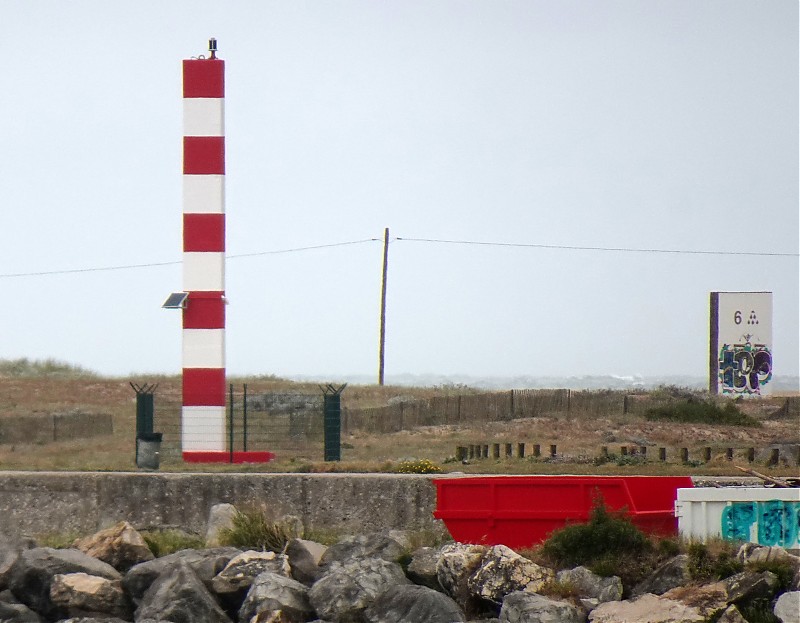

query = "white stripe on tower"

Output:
[[181, 44, 226, 459]]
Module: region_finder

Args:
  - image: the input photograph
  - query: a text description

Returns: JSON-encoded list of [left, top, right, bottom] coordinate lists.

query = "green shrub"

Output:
[[217, 509, 299, 552], [747, 559, 796, 591], [686, 540, 743, 581], [540, 498, 651, 569], [646, 400, 759, 427], [141, 529, 205, 557], [739, 598, 781, 623], [395, 459, 443, 474]]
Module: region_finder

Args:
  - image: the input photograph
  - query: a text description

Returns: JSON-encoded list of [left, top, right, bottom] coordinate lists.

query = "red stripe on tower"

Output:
[[182, 40, 226, 459]]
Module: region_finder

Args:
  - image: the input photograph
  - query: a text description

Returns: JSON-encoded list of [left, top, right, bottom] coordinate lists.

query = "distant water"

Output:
[[288, 373, 799, 392]]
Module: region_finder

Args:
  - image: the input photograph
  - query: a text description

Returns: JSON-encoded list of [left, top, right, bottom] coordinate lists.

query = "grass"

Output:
[[216, 508, 301, 552], [141, 529, 205, 557], [0, 359, 796, 475]]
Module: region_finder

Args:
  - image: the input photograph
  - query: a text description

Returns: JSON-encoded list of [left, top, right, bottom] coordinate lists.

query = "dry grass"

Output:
[[0, 368, 797, 475]]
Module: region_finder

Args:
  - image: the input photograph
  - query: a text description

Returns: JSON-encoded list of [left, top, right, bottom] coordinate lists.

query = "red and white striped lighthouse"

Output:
[[181, 39, 226, 460]]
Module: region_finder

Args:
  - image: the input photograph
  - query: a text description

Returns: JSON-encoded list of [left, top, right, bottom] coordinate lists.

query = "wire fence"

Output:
[[147, 386, 684, 458]]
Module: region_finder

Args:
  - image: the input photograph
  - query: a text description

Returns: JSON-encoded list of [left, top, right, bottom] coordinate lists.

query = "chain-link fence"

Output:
[[146, 386, 707, 459]]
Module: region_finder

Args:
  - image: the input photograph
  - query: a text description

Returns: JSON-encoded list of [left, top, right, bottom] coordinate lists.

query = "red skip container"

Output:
[[433, 475, 693, 549]]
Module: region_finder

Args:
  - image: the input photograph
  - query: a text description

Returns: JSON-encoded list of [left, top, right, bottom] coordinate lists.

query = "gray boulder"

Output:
[[8, 548, 121, 621], [309, 558, 410, 622], [717, 604, 749, 623], [0, 589, 41, 622], [135, 562, 232, 623], [436, 542, 486, 603], [406, 547, 444, 592], [468, 545, 554, 604], [499, 591, 585, 623], [631, 554, 691, 596], [122, 546, 240, 603], [72, 521, 154, 573], [319, 533, 405, 567], [589, 593, 705, 623], [723, 570, 780, 604], [56, 618, 131, 623], [238, 572, 313, 623], [774, 591, 800, 623], [49, 572, 131, 620], [205, 504, 238, 547], [0, 537, 36, 592], [211, 550, 290, 596], [364, 584, 465, 623], [285, 539, 328, 586], [557, 566, 622, 603]]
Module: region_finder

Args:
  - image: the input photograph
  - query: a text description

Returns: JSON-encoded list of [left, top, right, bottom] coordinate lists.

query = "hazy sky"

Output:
[[2, 1, 798, 381]]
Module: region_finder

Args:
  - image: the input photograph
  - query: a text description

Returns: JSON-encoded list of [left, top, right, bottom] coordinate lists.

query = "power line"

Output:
[[395, 237, 799, 258], [0, 238, 382, 279]]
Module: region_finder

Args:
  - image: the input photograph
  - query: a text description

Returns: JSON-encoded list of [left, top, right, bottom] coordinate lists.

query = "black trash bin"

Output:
[[136, 432, 162, 470]]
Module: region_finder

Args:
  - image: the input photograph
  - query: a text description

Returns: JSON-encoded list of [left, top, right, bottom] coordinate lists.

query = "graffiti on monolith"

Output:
[[721, 501, 799, 547], [718, 340, 772, 395]]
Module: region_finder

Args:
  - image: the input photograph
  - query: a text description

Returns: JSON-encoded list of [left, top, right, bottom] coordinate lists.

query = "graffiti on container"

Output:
[[721, 500, 800, 547], [718, 339, 772, 395]]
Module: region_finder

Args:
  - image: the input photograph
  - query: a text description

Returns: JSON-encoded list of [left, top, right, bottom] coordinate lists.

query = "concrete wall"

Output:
[[0, 472, 440, 540]]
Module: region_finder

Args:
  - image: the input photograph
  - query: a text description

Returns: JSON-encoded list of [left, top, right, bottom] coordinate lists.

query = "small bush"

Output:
[[687, 540, 743, 581], [217, 509, 299, 552], [142, 529, 205, 557], [739, 598, 782, 623], [747, 559, 796, 591], [395, 459, 443, 474], [646, 400, 759, 427], [540, 497, 651, 569]]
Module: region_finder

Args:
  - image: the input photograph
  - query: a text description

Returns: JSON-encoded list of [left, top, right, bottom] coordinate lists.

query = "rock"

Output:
[[723, 570, 780, 603], [56, 618, 131, 623], [737, 543, 800, 568], [319, 533, 405, 566], [211, 550, 291, 595], [557, 566, 622, 603], [467, 545, 555, 603], [284, 539, 327, 586], [49, 572, 130, 619], [135, 562, 232, 623], [774, 591, 800, 623], [588, 593, 705, 623], [436, 542, 486, 603], [205, 504, 238, 547], [309, 558, 411, 622], [406, 547, 444, 592], [238, 571, 313, 623], [499, 591, 584, 623], [363, 584, 465, 623], [717, 604, 748, 623], [122, 546, 240, 603], [0, 589, 41, 622], [8, 548, 121, 621], [72, 521, 154, 573], [662, 582, 729, 620], [631, 554, 691, 596], [0, 537, 36, 592]]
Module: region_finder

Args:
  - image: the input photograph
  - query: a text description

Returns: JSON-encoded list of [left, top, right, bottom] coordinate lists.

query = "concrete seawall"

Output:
[[0, 472, 440, 540]]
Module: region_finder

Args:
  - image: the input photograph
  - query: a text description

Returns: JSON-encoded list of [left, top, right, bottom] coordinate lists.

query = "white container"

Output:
[[676, 488, 800, 548]]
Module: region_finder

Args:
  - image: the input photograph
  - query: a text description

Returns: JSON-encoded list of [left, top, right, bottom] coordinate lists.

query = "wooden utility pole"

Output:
[[378, 227, 389, 385]]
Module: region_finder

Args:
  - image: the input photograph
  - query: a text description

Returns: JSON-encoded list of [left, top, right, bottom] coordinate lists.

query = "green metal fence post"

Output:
[[322, 384, 347, 461]]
